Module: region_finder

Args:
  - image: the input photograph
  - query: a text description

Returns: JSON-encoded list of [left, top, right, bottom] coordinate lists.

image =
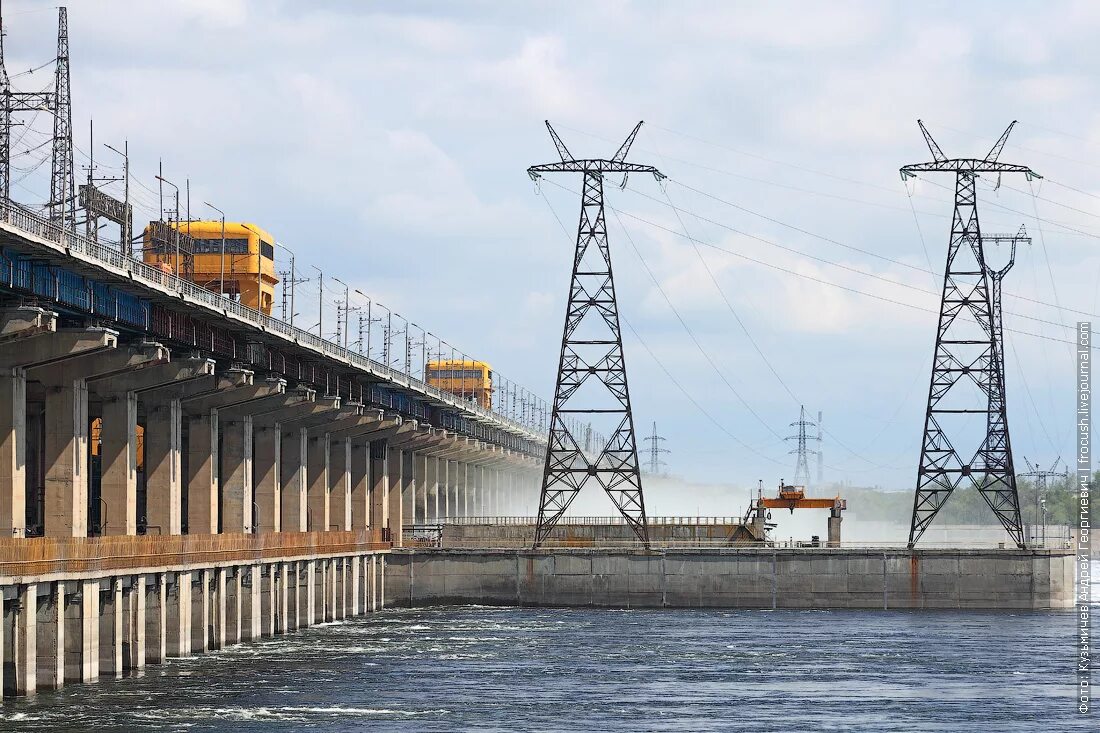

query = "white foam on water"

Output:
[[279, 706, 451, 717]]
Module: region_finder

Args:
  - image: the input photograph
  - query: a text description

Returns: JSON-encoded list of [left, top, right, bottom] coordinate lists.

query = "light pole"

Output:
[[275, 242, 297, 327], [332, 276, 351, 350], [204, 201, 226, 297], [154, 174, 179, 275], [311, 265, 323, 336], [103, 140, 130, 255]]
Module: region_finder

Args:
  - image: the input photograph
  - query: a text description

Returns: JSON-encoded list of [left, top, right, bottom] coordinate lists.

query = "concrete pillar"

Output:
[[99, 577, 123, 679], [444, 460, 452, 519], [192, 570, 211, 654], [122, 575, 146, 672], [368, 555, 378, 611], [186, 412, 219, 534], [99, 391, 138, 535], [415, 454, 428, 524], [329, 437, 351, 531], [43, 379, 89, 537], [13, 583, 37, 695], [351, 555, 361, 616], [144, 399, 182, 535], [828, 509, 843, 548], [428, 456, 439, 522], [167, 572, 191, 657], [0, 370, 27, 538], [350, 441, 369, 531], [215, 563, 231, 647], [389, 448, 404, 547], [280, 428, 307, 532], [306, 434, 328, 532], [457, 461, 467, 518], [36, 581, 64, 689], [145, 574, 166, 665], [254, 425, 280, 533], [305, 560, 317, 627], [220, 415, 253, 534], [281, 562, 294, 633], [78, 579, 99, 682], [246, 566, 260, 641], [370, 441, 387, 543]]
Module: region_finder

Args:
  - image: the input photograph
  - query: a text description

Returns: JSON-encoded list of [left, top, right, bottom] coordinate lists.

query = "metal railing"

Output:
[[0, 199, 547, 443], [439, 516, 745, 526]]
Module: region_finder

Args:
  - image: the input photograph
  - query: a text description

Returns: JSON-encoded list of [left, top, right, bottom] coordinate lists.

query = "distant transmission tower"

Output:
[[527, 120, 663, 548], [786, 406, 820, 488], [1020, 456, 1067, 533], [901, 120, 1038, 549], [642, 422, 670, 476]]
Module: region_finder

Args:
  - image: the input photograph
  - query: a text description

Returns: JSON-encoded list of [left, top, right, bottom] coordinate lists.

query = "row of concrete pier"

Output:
[[0, 305, 541, 697]]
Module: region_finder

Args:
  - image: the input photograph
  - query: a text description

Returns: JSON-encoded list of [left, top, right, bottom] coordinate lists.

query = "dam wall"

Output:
[[384, 547, 1075, 611]]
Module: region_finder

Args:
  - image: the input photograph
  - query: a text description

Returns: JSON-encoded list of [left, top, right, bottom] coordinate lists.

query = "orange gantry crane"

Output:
[[748, 481, 847, 546]]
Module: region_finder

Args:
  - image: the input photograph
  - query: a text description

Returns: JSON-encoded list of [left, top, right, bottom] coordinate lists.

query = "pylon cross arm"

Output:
[[900, 160, 1037, 177], [528, 160, 663, 177]]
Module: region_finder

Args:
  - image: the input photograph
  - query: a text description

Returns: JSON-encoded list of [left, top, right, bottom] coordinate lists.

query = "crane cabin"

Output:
[[142, 220, 279, 315]]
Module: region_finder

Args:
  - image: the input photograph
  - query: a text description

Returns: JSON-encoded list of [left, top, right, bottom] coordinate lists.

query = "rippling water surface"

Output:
[[0, 601, 1092, 732]]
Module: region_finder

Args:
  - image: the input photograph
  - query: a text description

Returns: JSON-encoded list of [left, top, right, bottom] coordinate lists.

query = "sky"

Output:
[[3, 0, 1098, 514]]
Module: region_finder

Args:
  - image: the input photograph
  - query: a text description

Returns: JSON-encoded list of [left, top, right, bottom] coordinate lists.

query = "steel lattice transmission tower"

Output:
[[49, 6, 75, 232], [527, 120, 663, 548], [1020, 456, 1067, 535], [786, 405, 819, 488], [900, 120, 1039, 549], [643, 421, 670, 476]]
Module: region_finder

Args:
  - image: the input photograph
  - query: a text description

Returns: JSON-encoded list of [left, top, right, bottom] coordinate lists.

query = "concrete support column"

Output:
[[144, 399, 182, 535], [350, 442, 369, 531], [457, 462, 467, 518], [122, 576, 145, 672], [329, 437, 351, 532], [36, 581, 64, 690], [99, 577, 123, 679], [305, 561, 317, 626], [327, 558, 338, 621], [370, 441, 387, 543], [81, 580, 100, 682], [99, 392, 138, 535], [388, 448, 405, 547], [220, 416, 254, 534], [145, 574, 166, 665], [192, 570, 211, 654], [443, 460, 452, 519], [212, 568, 227, 650], [253, 425, 280, 533], [245, 566, 261, 641], [429, 456, 440, 522], [828, 510, 843, 548], [415, 454, 428, 524], [43, 379, 89, 537], [305, 435, 328, 532], [280, 428, 307, 532], [369, 555, 378, 611], [351, 555, 361, 616], [167, 572, 192, 658], [281, 562, 294, 633], [186, 412, 219, 534], [14, 583, 37, 695], [0, 370, 27, 538]]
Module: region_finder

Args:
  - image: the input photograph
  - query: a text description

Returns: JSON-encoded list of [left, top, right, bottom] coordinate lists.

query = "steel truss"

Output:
[[901, 121, 1038, 548], [527, 121, 663, 548]]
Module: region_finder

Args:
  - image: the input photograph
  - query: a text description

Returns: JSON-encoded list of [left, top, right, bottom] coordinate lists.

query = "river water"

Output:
[[0, 599, 1093, 732]]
